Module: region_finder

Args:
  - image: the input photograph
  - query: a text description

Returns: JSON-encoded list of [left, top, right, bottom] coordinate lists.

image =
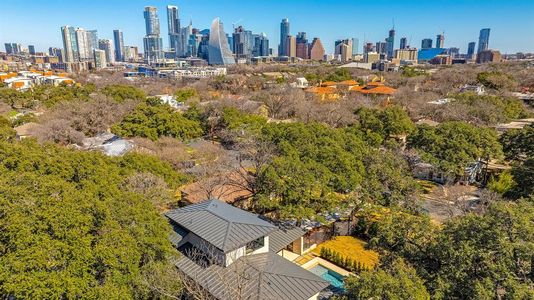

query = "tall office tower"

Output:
[[93, 49, 107, 69], [86, 30, 98, 52], [467, 42, 476, 60], [386, 28, 395, 59], [233, 25, 253, 59], [167, 5, 180, 53], [477, 28, 490, 53], [143, 6, 163, 62], [309, 38, 325, 60], [352, 38, 359, 55], [421, 38, 433, 49], [279, 18, 290, 56], [28, 45, 36, 55], [208, 18, 235, 65], [252, 33, 269, 57], [227, 34, 234, 53], [375, 41, 387, 54], [113, 30, 125, 62], [75, 28, 91, 60], [296, 32, 309, 59], [436, 34, 444, 48], [61, 26, 79, 62], [98, 39, 115, 64], [399, 37, 407, 49], [285, 35, 296, 58]]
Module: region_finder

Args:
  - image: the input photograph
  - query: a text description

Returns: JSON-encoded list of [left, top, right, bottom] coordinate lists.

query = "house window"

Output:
[[246, 237, 264, 254]]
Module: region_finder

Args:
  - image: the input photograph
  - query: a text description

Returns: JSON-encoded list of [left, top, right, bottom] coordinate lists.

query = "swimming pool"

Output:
[[309, 264, 345, 291]]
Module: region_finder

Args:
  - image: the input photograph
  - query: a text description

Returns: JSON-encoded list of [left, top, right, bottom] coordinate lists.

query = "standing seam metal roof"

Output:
[[165, 199, 277, 252]]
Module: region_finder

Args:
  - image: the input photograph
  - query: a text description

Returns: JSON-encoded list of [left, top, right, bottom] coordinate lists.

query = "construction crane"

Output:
[[232, 19, 242, 30]]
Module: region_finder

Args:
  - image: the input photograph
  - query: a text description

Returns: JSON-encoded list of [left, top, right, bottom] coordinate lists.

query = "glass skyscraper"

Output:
[[167, 5, 180, 54], [113, 29, 124, 62], [61, 25, 79, 62], [279, 18, 290, 56], [143, 6, 163, 62], [477, 28, 490, 53], [386, 28, 395, 60], [208, 18, 235, 65], [467, 42, 476, 60]]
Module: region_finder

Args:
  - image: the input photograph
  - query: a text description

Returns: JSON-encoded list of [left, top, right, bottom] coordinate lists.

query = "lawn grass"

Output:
[[313, 236, 379, 269]]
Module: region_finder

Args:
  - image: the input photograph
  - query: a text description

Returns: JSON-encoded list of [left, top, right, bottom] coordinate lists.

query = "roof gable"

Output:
[[165, 199, 277, 252]]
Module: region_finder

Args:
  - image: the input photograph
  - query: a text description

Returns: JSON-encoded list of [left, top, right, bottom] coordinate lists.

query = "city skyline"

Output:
[[1, 0, 534, 55]]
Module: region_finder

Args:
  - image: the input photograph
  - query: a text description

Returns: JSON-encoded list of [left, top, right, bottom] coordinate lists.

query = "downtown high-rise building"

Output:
[[421, 38, 433, 49], [296, 32, 309, 59], [279, 18, 290, 56], [5, 43, 22, 54], [113, 29, 125, 62], [309, 38, 325, 60], [93, 49, 107, 69], [477, 28, 490, 53], [167, 5, 180, 53], [285, 35, 297, 58], [436, 33, 444, 48], [252, 33, 269, 57], [335, 39, 353, 61], [386, 28, 395, 60], [376, 41, 387, 54], [143, 6, 163, 62], [233, 25, 253, 59], [75, 28, 92, 60], [467, 42, 476, 60], [208, 17, 235, 65], [352, 38, 359, 55], [61, 26, 78, 62], [399, 37, 407, 49], [28, 45, 36, 55], [98, 39, 115, 64]]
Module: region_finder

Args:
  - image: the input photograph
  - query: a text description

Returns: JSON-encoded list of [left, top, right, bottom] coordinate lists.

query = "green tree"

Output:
[[344, 258, 430, 300], [0, 140, 181, 299], [408, 122, 503, 176], [174, 88, 198, 102], [112, 100, 203, 141], [0, 116, 15, 141], [501, 124, 534, 162], [101, 84, 146, 103]]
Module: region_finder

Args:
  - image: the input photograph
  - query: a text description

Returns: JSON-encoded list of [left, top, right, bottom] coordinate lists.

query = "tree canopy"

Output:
[[112, 98, 203, 141], [0, 140, 181, 299]]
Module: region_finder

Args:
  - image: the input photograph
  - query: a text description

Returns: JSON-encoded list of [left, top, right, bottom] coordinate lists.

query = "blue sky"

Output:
[[1, 0, 533, 54]]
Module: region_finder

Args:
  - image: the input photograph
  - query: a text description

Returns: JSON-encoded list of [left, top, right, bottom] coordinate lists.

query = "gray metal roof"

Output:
[[175, 251, 329, 300], [165, 199, 277, 253], [268, 227, 306, 253]]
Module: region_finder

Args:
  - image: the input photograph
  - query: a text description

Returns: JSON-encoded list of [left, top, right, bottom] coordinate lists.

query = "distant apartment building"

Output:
[[232, 26, 253, 59], [93, 49, 107, 69], [477, 28, 490, 53], [375, 41, 387, 54], [98, 39, 115, 64], [394, 48, 418, 63], [61, 26, 78, 62], [386, 28, 395, 60], [208, 18, 235, 65], [476, 49, 501, 63], [335, 39, 353, 62], [421, 38, 433, 49], [309, 38, 325, 60], [4, 43, 22, 55], [365, 51, 380, 63], [252, 33, 269, 57], [352, 38, 359, 55], [28, 45, 36, 55]]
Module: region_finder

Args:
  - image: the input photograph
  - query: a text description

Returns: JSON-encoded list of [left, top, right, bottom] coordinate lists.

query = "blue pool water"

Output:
[[309, 264, 345, 291]]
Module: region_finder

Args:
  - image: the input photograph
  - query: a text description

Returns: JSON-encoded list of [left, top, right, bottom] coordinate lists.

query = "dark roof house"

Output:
[[165, 199, 329, 300]]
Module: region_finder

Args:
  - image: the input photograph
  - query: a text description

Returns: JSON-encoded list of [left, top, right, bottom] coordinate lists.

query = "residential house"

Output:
[[166, 199, 329, 300]]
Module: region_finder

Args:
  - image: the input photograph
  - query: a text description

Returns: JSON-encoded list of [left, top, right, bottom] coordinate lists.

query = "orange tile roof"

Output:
[[321, 81, 337, 86], [338, 79, 358, 85], [306, 86, 338, 94], [359, 86, 396, 95], [367, 81, 384, 86]]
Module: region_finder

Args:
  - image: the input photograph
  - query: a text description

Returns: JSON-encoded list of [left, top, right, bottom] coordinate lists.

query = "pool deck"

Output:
[[300, 256, 352, 277]]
